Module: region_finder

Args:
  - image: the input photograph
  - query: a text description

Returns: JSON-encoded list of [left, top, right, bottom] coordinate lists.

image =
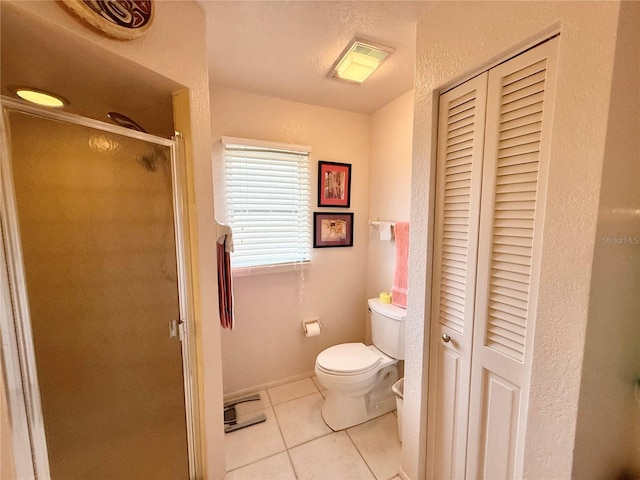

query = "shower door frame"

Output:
[[0, 97, 201, 479]]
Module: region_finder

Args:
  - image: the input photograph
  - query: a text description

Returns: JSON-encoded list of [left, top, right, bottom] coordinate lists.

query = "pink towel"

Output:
[[217, 238, 234, 329], [392, 222, 409, 309]]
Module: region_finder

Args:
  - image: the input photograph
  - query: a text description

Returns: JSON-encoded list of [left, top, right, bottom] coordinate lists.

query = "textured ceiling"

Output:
[[199, 1, 432, 114], [2, 1, 431, 135]]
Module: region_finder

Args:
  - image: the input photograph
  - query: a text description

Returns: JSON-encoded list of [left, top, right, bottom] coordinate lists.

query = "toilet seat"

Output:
[[316, 342, 381, 376]]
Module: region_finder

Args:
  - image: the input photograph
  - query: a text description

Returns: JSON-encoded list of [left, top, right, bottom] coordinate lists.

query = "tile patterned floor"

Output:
[[224, 377, 402, 480]]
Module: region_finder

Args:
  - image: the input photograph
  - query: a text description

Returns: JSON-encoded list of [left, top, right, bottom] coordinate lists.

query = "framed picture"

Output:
[[318, 161, 351, 208], [314, 212, 354, 248]]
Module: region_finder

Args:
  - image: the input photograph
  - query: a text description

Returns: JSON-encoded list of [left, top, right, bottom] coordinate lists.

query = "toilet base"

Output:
[[320, 365, 398, 431]]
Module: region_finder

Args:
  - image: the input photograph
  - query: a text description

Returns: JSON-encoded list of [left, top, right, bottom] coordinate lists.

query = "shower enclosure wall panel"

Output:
[[2, 108, 191, 479]]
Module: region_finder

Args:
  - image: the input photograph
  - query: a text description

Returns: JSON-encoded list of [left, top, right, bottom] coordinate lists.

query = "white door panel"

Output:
[[466, 37, 559, 479], [475, 371, 521, 479], [432, 345, 461, 479], [427, 37, 559, 480], [426, 73, 488, 479]]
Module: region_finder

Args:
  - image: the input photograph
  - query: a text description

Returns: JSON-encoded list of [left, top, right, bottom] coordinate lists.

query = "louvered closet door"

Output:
[[465, 37, 558, 479], [426, 73, 488, 479]]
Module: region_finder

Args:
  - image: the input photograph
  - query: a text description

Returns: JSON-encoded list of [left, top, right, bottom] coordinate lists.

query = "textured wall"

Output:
[[406, 2, 622, 479], [211, 88, 370, 395], [366, 90, 415, 307], [573, 2, 640, 477]]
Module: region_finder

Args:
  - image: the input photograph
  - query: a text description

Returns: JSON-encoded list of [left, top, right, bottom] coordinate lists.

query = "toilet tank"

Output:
[[368, 298, 406, 360]]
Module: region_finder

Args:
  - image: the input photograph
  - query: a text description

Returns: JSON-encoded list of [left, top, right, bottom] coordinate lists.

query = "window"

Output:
[[221, 136, 311, 272]]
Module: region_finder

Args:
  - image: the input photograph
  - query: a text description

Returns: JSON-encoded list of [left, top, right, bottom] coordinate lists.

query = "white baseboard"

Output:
[[223, 370, 316, 402]]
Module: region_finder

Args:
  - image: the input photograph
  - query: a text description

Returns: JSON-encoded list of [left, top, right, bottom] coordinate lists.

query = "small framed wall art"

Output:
[[314, 212, 354, 248], [318, 161, 351, 208]]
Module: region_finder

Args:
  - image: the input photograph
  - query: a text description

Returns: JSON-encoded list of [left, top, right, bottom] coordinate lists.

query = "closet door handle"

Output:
[[442, 333, 451, 343]]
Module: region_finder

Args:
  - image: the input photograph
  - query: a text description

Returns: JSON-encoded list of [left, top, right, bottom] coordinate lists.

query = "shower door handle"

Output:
[[169, 319, 184, 340]]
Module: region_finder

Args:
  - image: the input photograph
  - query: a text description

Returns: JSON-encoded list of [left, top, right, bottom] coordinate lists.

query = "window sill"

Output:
[[232, 261, 311, 277]]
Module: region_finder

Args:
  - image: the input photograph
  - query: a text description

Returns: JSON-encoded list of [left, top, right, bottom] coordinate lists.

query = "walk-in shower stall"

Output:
[[1, 99, 197, 479]]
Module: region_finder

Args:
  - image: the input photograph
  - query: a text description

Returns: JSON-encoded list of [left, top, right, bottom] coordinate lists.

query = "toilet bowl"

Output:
[[315, 343, 399, 430], [314, 299, 406, 431]]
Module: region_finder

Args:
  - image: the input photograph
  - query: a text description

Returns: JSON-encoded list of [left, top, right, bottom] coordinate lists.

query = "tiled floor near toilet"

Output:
[[224, 377, 402, 480]]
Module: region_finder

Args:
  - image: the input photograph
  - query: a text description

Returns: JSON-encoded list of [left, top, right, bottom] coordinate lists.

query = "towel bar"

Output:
[[369, 219, 396, 227]]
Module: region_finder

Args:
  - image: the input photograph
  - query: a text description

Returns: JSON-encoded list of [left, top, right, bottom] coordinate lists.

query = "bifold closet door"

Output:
[[465, 37, 558, 479], [426, 73, 488, 479], [426, 36, 559, 479]]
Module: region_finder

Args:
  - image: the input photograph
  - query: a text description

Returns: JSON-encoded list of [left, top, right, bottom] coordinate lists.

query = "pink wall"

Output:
[[366, 90, 415, 301], [211, 88, 372, 395]]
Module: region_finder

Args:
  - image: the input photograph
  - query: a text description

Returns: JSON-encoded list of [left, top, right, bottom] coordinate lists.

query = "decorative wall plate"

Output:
[[60, 0, 154, 40]]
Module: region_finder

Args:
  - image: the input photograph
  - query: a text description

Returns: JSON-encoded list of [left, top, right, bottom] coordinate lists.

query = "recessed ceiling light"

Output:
[[330, 39, 394, 84], [12, 87, 68, 108]]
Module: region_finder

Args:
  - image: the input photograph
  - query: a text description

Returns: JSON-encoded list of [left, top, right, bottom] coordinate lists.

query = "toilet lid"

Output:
[[316, 343, 381, 374]]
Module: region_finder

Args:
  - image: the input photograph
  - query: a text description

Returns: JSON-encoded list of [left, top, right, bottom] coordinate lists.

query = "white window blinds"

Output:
[[221, 136, 311, 270]]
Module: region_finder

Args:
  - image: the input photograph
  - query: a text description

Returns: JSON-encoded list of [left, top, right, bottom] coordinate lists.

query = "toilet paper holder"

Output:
[[302, 318, 321, 337]]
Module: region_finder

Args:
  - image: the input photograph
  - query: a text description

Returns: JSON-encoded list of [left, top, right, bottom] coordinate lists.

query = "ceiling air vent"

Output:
[[330, 39, 394, 84]]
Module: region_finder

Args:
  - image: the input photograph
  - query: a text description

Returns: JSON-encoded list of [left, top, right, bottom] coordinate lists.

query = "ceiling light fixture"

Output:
[[12, 87, 68, 108], [330, 39, 393, 84]]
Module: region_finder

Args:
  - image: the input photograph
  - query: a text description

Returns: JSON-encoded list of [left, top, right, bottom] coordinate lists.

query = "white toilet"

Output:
[[315, 298, 406, 430]]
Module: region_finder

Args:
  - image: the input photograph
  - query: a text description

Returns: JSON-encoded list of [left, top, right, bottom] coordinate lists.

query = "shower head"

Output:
[[106, 112, 164, 172], [107, 112, 147, 133]]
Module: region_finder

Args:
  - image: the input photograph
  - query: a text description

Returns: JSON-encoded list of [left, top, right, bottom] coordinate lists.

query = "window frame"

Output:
[[220, 136, 312, 276]]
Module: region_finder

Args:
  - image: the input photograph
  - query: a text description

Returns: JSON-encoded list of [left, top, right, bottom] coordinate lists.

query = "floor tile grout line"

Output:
[[224, 405, 287, 473], [273, 391, 334, 450], [270, 388, 321, 408], [270, 393, 330, 477], [272, 388, 330, 480], [345, 428, 380, 480], [224, 386, 326, 474], [285, 447, 300, 480], [224, 450, 288, 476], [283, 428, 335, 451], [225, 376, 399, 479], [267, 383, 320, 406], [225, 415, 396, 479], [347, 413, 403, 480], [271, 382, 340, 478], [265, 388, 274, 407], [271, 399, 289, 450]]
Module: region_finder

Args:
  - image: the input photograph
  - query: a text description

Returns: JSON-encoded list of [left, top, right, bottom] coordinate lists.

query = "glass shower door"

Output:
[[4, 108, 189, 479]]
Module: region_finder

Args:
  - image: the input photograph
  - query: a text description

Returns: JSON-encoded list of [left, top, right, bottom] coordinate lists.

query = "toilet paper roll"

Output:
[[380, 292, 392, 304], [304, 321, 321, 337]]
